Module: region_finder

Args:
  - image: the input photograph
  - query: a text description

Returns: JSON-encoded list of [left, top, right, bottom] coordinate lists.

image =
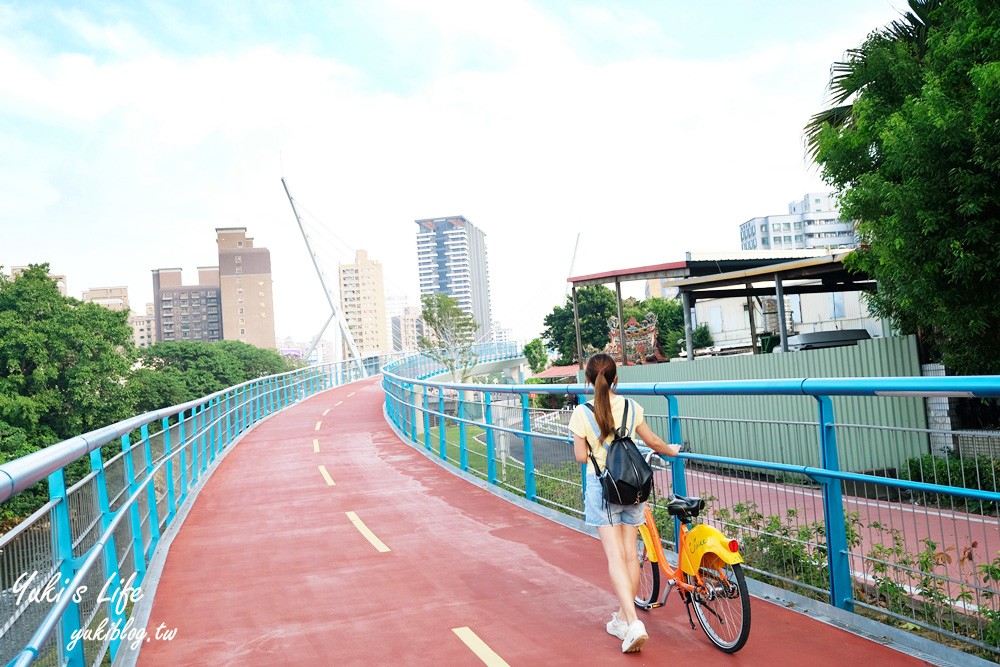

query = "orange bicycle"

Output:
[[635, 453, 751, 653]]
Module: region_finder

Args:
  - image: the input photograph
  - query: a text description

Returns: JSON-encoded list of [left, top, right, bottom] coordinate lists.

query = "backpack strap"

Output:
[[580, 403, 604, 475]]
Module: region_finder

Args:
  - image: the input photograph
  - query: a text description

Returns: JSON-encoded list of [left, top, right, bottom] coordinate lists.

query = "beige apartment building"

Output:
[[217, 228, 276, 349], [339, 249, 388, 357], [151, 228, 276, 349], [82, 286, 130, 311], [129, 303, 157, 348], [391, 305, 424, 353]]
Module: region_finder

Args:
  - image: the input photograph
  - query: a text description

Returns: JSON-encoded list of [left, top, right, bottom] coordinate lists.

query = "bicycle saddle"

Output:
[[666, 494, 705, 518]]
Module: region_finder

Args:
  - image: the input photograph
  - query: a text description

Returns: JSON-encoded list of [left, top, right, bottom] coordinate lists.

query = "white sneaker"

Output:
[[621, 619, 648, 653], [606, 612, 628, 640]]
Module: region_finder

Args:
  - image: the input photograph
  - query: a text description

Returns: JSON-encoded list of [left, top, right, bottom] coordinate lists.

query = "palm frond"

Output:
[[804, 104, 854, 160]]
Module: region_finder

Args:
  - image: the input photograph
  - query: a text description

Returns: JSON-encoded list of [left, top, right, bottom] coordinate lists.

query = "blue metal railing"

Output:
[[0, 356, 386, 667], [381, 352, 1000, 660]]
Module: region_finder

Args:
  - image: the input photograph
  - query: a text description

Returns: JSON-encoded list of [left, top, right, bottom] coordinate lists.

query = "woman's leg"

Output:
[[597, 523, 641, 625]]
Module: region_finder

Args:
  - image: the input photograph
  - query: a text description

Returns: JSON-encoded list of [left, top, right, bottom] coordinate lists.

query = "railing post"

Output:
[[141, 424, 161, 556], [240, 386, 248, 430], [458, 392, 468, 472], [408, 384, 418, 443], [578, 394, 588, 498], [162, 416, 176, 521], [178, 409, 189, 502], [120, 434, 147, 580], [190, 407, 200, 482], [207, 400, 217, 464], [198, 404, 208, 472], [485, 392, 496, 484], [47, 468, 86, 667], [89, 448, 125, 660], [521, 393, 536, 501], [423, 387, 431, 452], [816, 395, 854, 612], [439, 392, 447, 460], [225, 392, 233, 447], [666, 395, 686, 497]]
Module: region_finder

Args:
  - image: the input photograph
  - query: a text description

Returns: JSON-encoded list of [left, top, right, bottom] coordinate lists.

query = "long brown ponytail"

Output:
[[585, 353, 618, 441]]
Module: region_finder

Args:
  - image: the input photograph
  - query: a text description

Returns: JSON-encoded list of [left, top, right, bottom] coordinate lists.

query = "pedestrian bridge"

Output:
[[0, 343, 997, 666]]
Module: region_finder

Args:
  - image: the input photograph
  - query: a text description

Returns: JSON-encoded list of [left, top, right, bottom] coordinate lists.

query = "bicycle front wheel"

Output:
[[686, 561, 750, 652], [634, 534, 660, 609]]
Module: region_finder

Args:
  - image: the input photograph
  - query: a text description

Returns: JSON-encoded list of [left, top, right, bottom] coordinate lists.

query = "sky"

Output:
[[0, 0, 911, 344]]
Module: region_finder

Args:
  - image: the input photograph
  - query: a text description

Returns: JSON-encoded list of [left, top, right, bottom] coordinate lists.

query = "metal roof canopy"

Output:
[[566, 250, 873, 364]]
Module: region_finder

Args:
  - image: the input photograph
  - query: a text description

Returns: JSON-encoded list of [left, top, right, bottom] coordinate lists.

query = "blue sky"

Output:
[[1, 1, 908, 343]]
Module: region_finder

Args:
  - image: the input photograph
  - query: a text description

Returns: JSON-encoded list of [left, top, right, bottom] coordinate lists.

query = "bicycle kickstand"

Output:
[[681, 592, 697, 630]]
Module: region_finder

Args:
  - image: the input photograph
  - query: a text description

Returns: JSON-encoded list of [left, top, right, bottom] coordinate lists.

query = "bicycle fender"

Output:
[[680, 524, 743, 575], [638, 523, 659, 563]]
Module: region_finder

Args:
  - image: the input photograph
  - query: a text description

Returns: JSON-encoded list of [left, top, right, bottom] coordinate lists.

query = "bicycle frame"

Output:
[[637, 505, 744, 606]]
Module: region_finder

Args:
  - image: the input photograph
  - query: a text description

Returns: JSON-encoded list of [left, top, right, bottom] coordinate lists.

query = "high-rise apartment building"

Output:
[[129, 303, 157, 348], [338, 249, 388, 357], [151, 267, 223, 343], [217, 228, 276, 349], [153, 228, 276, 349], [415, 216, 492, 342], [739, 193, 857, 251], [391, 306, 424, 353]]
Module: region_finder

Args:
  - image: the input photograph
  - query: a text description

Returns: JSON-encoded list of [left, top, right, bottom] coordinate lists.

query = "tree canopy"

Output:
[[418, 293, 478, 381], [133, 340, 295, 412], [0, 265, 136, 448], [523, 338, 548, 374], [541, 288, 692, 363], [807, 0, 1000, 373], [542, 286, 617, 364]]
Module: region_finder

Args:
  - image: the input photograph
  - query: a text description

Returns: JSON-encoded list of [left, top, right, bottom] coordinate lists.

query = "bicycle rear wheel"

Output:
[[686, 561, 750, 652], [634, 535, 660, 609]]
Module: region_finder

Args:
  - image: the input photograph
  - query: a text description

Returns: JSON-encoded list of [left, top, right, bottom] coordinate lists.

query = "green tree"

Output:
[[0, 264, 136, 446], [541, 285, 617, 364], [806, 0, 1000, 373], [523, 338, 548, 374], [0, 265, 137, 526], [418, 293, 478, 381], [640, 297, 684, 353], [692, 323, 714, 349], [133, 340, 295, 412]]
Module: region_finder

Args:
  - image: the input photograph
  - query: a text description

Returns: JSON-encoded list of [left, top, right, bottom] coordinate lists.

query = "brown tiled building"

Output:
[[151, 228, 276, 349]]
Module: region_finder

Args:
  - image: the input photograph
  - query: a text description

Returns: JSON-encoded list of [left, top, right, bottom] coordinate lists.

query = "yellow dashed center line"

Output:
[[452, 627, 509, 667], [335, 400, 343, 406], [322, 408, 331, 416], [318, 465, 335, 486], [345, 511, 390, 553], [314, 421, 322, 431], [313, 438, 320, 453]]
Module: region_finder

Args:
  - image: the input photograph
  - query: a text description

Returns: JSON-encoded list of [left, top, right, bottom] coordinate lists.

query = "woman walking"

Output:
[[569, 353, 681, 653]]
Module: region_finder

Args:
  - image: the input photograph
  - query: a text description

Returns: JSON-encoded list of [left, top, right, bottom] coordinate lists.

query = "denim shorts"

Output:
[[584, 473, 646, 527]]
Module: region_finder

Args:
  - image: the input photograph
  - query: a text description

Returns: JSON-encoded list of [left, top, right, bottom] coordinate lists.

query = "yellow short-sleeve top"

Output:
[[569, 394, 645, 475]]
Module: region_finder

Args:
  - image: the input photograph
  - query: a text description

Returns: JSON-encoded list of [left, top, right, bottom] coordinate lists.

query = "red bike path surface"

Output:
[[135, 377, 938, 666]]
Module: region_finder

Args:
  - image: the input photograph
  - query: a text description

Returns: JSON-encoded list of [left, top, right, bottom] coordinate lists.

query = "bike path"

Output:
[[135, 377, 939, 666]]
